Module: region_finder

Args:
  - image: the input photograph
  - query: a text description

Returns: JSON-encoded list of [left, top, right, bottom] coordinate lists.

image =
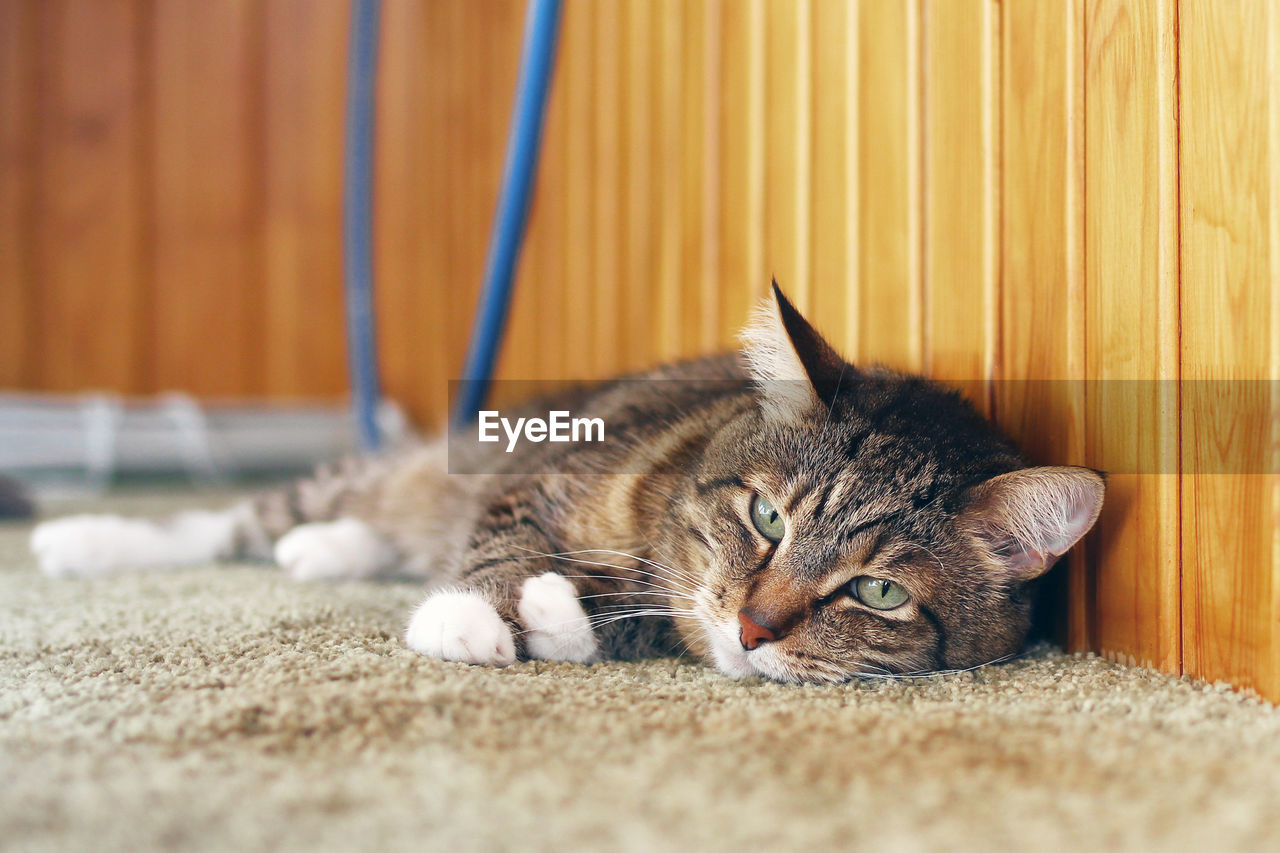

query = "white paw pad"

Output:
[[404, 590, 516, 666], [274, 519, 393, 581], [518, 573, 598, 664]]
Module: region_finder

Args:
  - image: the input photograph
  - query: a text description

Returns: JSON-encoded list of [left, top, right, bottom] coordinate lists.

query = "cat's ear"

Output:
[[959, 467, 1105, 582], [740, 279, 849, 418]]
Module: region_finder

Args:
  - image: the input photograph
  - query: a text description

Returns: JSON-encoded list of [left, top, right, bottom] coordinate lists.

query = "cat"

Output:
[[30, 283, 1104, 683]]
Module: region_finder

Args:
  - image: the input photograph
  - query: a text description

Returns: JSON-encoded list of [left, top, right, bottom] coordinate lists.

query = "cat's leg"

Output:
[[31, 503, 270, 578], [30, 460, 400, 579], [403, 492, 600, 666]]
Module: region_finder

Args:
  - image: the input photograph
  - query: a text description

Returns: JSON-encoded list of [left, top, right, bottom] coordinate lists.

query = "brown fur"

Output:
[[231, 285, 1104, 682]]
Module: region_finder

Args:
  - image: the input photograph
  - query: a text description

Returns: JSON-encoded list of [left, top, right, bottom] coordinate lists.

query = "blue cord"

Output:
[[343, 0, 383, 452], [453, 0, 563, 427]]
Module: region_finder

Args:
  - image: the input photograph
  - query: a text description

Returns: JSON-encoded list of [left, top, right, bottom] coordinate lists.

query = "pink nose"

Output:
[[738, 610, 777, 651]]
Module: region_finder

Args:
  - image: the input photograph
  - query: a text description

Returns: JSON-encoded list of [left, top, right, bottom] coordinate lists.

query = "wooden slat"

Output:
[[150, 0, 263, 396], [261, 0, 347, 400], [1083, 0, 1180, 672], [652, 0, 683, 363], [562, 1, 596, 376], [372, 0, 420, 419], [716, 0, 765, 346], [999, 0, 1088, 649], [588, 0, 623, 380], [856, 0, 922, 371], [922, 0, 997, 414], [680, 0, 720, 356], [765, 0, 812, 313], [443, 1, 521, 398], [0, 0, 37, 386], [809, 0, 858, 359], [33, 0, 148, 393], [1179, 0, 1278, 700], [618, 0, 655, 371]]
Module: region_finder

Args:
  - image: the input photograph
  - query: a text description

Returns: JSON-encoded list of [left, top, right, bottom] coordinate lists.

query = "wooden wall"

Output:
[[3, 0, 1279, 701]]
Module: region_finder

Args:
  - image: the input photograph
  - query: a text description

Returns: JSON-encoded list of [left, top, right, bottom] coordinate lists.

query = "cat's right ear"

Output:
[[959, 467, 1105, 582], [739, 280, 850, 420]]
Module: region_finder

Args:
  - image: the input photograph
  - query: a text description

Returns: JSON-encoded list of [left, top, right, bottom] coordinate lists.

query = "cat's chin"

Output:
[[705, 622, 785, 681], [709, 639, 758, 680]]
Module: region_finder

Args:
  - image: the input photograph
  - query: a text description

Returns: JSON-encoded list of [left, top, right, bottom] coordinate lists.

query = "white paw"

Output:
[[518, 572, 598, 664], [404, 590, 516, 666], [273, 518, 394, 581], [30, 512, 236, 577]]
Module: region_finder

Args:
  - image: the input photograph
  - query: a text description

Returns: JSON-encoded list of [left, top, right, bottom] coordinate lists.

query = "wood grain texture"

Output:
[[716, 0, 766, 348], [809, 0, 858, 356], [856, 0, 922, 371], [653, 0, 683, 363], [588, 0, 623, 380], [999, 0, 1089, 649], [1178, 0, 1278, 700], [922, 0, 998, 414], [32, 0, 148, 393], [765, 0, 812, 314], [1083, 0, 1181, 672], [0, 0, 37, 387], [262, 0, 347, 399], [150, 0, 263, 396], [561, 0, 597, 374], [618, 0, 655, 372]]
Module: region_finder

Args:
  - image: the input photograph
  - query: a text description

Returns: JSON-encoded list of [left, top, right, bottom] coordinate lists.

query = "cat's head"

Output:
[[676, 282, 1103, 683]]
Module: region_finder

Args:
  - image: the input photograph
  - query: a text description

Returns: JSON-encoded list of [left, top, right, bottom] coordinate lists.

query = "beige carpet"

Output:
[[3, 489, 1280, 852]]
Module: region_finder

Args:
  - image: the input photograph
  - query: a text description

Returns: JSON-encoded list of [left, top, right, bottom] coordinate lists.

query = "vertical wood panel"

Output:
[[716, 0, 765, 348], [810, 0, 858, 358], [1179, 0, 1278, 700], [562, 0, 596, 375], [922, 0, 998, 414], [589, 0, 623, 380], [618, 0, 655, 371], [1083, 0, 1180, 672], [681, 0, 720, 355], [857, 0, 922, 371], [653, 0, 683, 362], [374, 0, 427, 420], [262, 0, 347, 399], [150, 0, 263, 396], [33, 0, 148, 393], [999, 0, 1089, 649], [444, 1, 521, 398], [765, 0, 812, 312], [0, 0, 37, 386]]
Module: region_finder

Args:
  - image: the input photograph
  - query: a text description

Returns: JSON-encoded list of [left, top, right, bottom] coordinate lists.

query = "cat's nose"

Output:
[[738, 609, 778, 650]]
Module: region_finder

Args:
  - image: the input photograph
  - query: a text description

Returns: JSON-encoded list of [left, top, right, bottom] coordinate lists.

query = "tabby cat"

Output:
[[31, 284, 1104, 683]]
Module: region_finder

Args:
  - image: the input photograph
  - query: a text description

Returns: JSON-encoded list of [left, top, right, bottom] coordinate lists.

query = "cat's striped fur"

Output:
[[32, 285, 1104, 683]]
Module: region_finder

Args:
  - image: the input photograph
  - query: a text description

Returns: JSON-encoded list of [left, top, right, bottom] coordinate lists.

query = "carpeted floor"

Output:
[[3, 490, 1280, 852]]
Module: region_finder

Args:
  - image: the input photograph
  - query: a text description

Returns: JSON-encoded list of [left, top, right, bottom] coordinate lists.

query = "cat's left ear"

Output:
[[740, 279, 850, 418], [960, 467, 1105, 582]]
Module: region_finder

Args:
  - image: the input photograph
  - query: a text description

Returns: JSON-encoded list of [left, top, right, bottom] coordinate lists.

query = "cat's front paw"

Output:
[[404, 590, 517, 666], [274, 519, 394, 581], [518, 572, 598, 663]]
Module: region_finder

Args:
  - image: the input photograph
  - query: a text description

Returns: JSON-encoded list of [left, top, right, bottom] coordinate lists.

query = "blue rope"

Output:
[[343, 0, 383, 452], [453, 0, 563, 427]]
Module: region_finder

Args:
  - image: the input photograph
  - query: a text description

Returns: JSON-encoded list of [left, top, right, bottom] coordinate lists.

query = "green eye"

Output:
[[852, 577, 910, 610], [750, 494, 786, 543]]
